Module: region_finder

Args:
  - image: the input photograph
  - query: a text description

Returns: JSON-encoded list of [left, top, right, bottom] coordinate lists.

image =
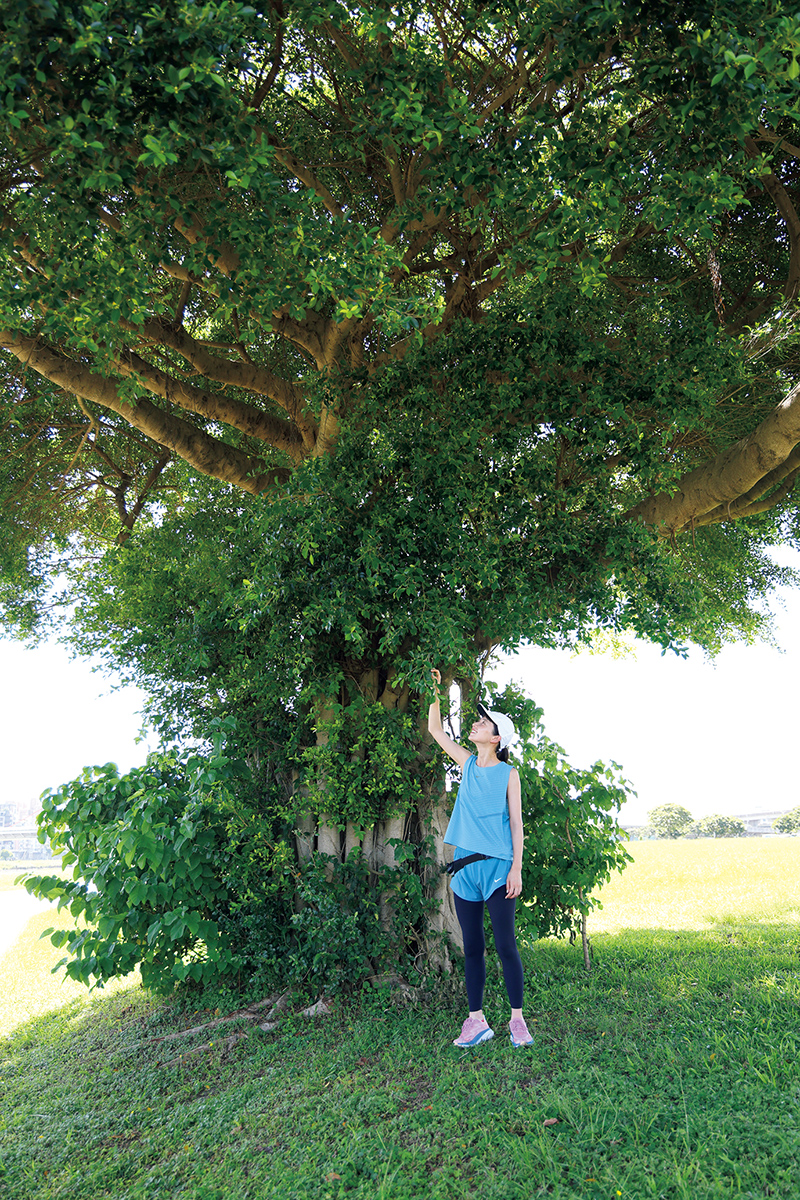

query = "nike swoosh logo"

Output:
[[494, 877, 504, 883]]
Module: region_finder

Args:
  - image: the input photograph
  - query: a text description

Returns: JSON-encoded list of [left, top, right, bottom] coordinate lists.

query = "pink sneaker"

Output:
[[508, 1017, 534, 1047], [453, 1016, 494, 1047]]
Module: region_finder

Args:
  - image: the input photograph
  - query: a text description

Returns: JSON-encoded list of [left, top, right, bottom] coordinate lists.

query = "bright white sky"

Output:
[[2, 549, 799, 826]]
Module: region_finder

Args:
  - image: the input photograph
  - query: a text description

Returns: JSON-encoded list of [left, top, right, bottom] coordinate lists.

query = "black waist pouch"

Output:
[[442, 852, 489, 876]]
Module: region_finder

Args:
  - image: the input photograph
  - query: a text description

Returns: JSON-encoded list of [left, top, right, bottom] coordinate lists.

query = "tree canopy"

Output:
[[647, 803, 693, 838], [2, 0, 800, 650], [773, 806, 800, 834], [695, 812, 746, 837]]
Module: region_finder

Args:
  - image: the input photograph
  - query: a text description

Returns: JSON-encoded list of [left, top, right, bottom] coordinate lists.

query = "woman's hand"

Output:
[[505, 866, 522, 899], [431, 668, 441, 686]]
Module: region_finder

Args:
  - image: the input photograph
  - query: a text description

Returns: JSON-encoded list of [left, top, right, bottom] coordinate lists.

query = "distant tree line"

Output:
[[641, 804, 800, 839]]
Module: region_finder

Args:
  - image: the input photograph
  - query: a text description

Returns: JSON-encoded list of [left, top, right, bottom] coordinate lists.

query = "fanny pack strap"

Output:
[[442, 852, 489, 876]]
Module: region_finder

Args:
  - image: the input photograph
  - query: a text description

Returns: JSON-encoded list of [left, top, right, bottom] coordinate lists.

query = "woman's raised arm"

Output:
[[427, 669, 472, 767]]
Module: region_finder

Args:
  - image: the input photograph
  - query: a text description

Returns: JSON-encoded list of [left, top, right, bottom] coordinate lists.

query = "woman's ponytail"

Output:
[[491, 722, 510, 763]]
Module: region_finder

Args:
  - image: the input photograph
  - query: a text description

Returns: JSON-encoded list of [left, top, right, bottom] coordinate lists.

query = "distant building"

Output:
[[727, 811, 787, 836], [0, 818, 52, 859]]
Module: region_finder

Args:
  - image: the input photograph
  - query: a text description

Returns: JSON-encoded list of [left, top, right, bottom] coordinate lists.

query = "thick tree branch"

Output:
[[1, 332, 289, 494], [628, 380, 800, 536], [3, 209, 319, 449], [134, 320, 317, 446], [114, 349, 307, 463], [693, 464, 800, 528]]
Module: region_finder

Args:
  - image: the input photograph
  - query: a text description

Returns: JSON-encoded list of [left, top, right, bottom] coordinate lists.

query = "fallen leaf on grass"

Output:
[[325, 1173, 342, 1182], [543, 1118, 559, 1127]]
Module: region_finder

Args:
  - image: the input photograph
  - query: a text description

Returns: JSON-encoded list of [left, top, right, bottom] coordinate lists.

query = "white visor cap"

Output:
[[476, 702, 516, 751]]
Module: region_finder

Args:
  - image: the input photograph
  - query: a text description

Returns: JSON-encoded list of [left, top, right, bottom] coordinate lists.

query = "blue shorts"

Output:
[[449, 847, 512, 902]]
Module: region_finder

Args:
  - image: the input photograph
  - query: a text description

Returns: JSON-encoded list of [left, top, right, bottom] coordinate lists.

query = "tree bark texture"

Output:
[[628, 382, 800, 535]]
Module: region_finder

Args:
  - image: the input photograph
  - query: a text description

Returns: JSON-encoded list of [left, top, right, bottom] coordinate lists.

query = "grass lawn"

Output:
[[1, 840, 799, 1199]]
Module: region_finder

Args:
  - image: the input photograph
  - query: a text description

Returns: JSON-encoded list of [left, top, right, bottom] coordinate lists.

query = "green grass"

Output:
[[587, 839, 800, 932], [1, 840, 799, 1199]]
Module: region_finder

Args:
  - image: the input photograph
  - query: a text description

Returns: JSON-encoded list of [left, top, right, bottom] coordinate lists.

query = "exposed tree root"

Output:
[[156, 993, 334, 1066], [366, 973, 425, 1005], [157, 994, 283, 1045]]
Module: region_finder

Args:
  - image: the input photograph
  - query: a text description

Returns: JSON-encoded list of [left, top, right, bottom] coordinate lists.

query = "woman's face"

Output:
[[468, 715, 499, 746]]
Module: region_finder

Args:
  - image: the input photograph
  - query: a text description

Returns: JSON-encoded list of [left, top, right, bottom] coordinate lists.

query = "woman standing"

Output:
[[428, 670, 534, 1048]]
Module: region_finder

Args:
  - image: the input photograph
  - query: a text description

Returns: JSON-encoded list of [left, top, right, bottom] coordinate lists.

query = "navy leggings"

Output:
[[454, 886, 524, 1011]]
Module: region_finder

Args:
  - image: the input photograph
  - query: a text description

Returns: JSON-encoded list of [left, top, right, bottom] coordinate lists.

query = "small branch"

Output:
[[744, 135, 800, 302], [563, 813, 591, 971], [173, 280, 191, 328], [755, 125, 800, 161], [322, 19, 359, 69], [580, 905, 591, 971], [271, 143, 346, 220], [248, 3, 285, 109], [116, 451, 171, 544], [475, 64, 529, 128]]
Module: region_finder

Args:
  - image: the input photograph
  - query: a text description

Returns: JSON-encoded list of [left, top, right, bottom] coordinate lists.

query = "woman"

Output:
[[428, 669, 534, 1048]]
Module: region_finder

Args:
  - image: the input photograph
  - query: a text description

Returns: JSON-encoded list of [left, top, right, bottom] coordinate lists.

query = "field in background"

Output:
[[0, 862, 63, 891], [588, 836, 800, 932], [2, 839, 799, 1199]]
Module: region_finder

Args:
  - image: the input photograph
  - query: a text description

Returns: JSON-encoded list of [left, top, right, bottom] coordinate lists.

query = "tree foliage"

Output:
[[647, 803, 694, 839], [696, 813, 746, 838], [2, 0, 800, 606], [30, 740, 253, 992], [773, 806, 800, 834]]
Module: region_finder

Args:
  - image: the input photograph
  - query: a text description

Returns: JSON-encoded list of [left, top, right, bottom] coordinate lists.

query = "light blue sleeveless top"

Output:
[[443, 756, 513, 861]]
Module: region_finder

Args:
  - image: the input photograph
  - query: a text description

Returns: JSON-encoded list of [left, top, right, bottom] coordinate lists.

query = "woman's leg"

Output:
[[485, 885, 524, 1010], [453, 892, 487, 1014]]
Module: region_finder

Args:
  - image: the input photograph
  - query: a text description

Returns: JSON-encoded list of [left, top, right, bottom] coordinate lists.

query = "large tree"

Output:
[[4, 1, 800, 979]]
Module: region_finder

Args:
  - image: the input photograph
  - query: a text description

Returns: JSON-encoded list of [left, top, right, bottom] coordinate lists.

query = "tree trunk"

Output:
[[292, 670, 462, 978], [424, 791, 463, 958]]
